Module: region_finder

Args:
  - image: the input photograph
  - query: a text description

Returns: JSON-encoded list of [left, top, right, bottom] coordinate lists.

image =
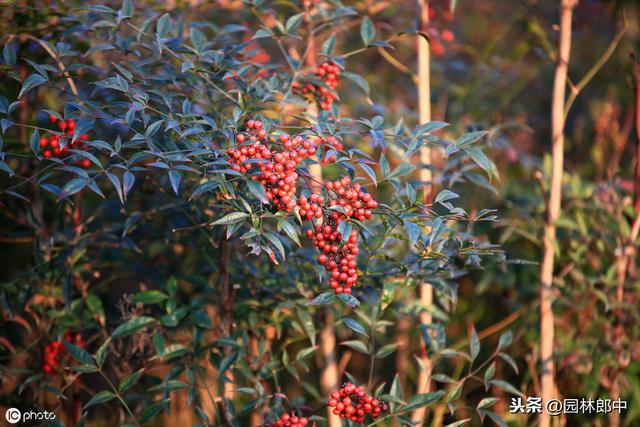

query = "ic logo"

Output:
[[5, 407, 21, 424]]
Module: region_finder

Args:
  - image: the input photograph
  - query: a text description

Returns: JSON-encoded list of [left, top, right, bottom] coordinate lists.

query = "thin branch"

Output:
[[7, 34, 80, 98], [564, 25, 627, 119]]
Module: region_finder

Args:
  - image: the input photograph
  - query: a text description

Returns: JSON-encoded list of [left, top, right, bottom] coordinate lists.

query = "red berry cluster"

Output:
[[272, 412, 309, 427], [227, 120, 317, 212], [40, 115, 91, 168], [328, 382, 389, 423], [299, 177, 378, 294], [42, 341, 64, 375], [427, 28, 456, 57], [292, 61, 341, 110], [226, 123, 377, 293], [42, 332, 85, 375], [427, 1, 455, 56]]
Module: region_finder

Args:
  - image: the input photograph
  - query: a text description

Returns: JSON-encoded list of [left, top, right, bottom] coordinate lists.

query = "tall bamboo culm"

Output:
[[539, 2, 576, 427], [412, 0, 433, 425]]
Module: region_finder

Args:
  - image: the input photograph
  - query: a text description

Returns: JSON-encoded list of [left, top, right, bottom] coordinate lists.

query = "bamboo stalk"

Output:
[[412, 0, 433, 425], [539, 2, 576, 426]]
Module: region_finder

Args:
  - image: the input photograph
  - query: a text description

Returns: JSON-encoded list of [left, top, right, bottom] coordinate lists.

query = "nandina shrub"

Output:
[[0, 1, 517, 426]]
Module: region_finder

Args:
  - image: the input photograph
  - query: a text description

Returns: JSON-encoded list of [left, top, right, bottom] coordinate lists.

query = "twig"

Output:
[[7, 34, 80, 98], [564, 25, 627, 120]]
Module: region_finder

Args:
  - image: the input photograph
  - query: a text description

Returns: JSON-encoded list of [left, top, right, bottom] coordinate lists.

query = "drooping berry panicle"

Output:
[[328, 382, 389, 423], [227, 120, 317, 212], [299, 177, 378, 294], [271, 412, 309, 427], [292, 61, 341, 110], [40, 115, 91, 168]]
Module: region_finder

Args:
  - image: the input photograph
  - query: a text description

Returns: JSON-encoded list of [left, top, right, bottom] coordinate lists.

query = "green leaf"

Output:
[[342, 71, 370, 96], [132, 290, 168, 305], [119, 369, 143, 393], [336, 293, 360, 308], [190, 180, 220, 200], [285, 13, 304, 33], [357, 161, 377, 185], [322, 34, 336, 56], [145, 119, 163, 139], [388, 162, 416, 180], [59, 178, 88, 199], [297, 308, 316, 346], [84, 391, 115, 408], [444, 420, 470, 427], [360, 16, 375, 46], [160, 343, 189, 360], [19, 74, 48, 98], [463, 147, 498, 179], [112, 316, 155, 338], [477, 397, 499, 409], [64, 341, 94, 366], [498, 352, 518, 374], [277, 219, 301, 247], [435, 189, 459, 205], [150, 380, 188, 391], [264, 232, 286, 260], [253, 28, 273, 39], [416, 121, 449, 135], [168, 170, 182, 195], [469, 325, 480, 362], [3, 44, 16, 66], [29, 129, 40, 155], [118, 0, 133, 20], [402, 390, 446, 412], [403, 220, 421, 247], [340, 340, 368, 354], [375, 343, 398, 358], [140, 401, 164, 424], [192, 310, 213, 329], [456, 131, 488, 148], [431, 374, 456, 384], [380, 153, 390, 178], [72, 118, 94, 144], [247, 179, 268, 204], [0, 161, 14, 177], [447, 382, 463, 402], [484, 361, 496, 386], [73, 364, 99, 373], [489, 379, 524, 397], [156, 13, 171, 38], [296, 346, 317, 361], [212, 212, 248, 226], [95, 339, 110, 367], [497, 330, 512, 350], [343, 317, 368, 337], [307, 292, 334, 306]]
